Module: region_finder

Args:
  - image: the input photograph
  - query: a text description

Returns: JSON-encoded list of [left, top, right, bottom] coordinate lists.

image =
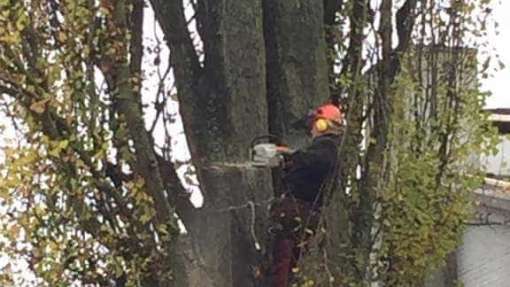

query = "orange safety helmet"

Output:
[[307, 103, 343, 132], [314, 104, 343, 124], [292, 103, 344, 132]]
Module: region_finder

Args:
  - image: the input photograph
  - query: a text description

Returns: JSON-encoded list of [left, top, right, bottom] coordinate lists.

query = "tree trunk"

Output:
[[263, 0, 330, 146], [182, 0, 273, 285], [151, 0, 332, 285], [186, 166, 272, 286]]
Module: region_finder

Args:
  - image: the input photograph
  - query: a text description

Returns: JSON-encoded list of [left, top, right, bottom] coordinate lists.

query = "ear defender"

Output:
[[314, 118, 329, 132]]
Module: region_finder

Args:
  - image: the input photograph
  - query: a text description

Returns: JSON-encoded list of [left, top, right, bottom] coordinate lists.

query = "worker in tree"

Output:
[[269, 103, 343, 287]]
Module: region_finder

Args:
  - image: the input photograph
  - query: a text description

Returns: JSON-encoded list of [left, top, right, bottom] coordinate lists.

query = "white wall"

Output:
[[480, 136, 510, 176]]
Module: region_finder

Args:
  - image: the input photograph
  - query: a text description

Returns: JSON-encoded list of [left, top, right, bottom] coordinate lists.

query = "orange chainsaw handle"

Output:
[[275, 145, 292, 154]]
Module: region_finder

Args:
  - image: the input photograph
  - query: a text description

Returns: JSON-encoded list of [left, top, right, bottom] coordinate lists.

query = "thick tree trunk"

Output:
[[191, 0, 331, 285], [152, 0, 331, 285], [187, 166, 272, 287], [161, 0, 272, 286], [263, 0, 330, 146]]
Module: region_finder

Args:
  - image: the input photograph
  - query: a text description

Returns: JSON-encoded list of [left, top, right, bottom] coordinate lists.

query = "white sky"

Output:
[[483, 0, 510, 108]]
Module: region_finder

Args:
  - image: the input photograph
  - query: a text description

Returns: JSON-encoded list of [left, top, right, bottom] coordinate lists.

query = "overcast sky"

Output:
[[483, 0, 510, 108]]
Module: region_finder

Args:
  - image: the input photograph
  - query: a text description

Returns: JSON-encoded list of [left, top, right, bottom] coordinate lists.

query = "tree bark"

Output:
[[151, 0, 275, 286], [263, 0, 330, 146], [150, 0, 332, 285]]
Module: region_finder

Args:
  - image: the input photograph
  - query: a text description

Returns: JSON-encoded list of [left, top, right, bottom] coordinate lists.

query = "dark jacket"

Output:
[[282, 134, 339, 204]]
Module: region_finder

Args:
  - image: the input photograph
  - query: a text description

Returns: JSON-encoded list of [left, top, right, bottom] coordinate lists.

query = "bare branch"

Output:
[[129, 0, 144, 78], [149, 0, 201, 83], [104, 0, 176, 229], [396, 0, 418, 54], [156, 154, 198, 229], [324, 0, 344, 26], [149, 64, 172, 135], [389, 0, 419, 80], [338, 0, 372, 98]]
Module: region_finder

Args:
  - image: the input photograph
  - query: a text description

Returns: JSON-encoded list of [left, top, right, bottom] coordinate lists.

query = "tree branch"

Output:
[[156, 155, 198, 230], [149, 0, 205, 165], [323, 0, 343, 26], [107, 0, 175, 229], [338, 0, 372, 96], [124, 0, 197, 231], [324, 0, 344, 101], [149, 0, 201, 84], [396, 0, 418, 53], [390, 0, 419, 79], [376, 0, 393, 131], [129, 0, 144, 80]]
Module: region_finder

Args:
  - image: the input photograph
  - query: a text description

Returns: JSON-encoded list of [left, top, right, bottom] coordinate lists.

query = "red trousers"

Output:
[[269, 197, 320, 287], [271, 238, 296, 287]]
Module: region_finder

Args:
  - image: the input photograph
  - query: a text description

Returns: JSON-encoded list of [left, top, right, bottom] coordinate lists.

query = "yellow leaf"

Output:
[[57, 31, 67, 43], [29, 99, 49, 114]]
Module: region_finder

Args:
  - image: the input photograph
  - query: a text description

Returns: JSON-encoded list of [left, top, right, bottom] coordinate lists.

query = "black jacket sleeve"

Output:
[[282, 135, 339, 203]]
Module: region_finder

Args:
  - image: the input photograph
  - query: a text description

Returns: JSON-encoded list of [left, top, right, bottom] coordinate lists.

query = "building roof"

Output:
[[486, 108, 510, 116], [486, 109, 510, 133]]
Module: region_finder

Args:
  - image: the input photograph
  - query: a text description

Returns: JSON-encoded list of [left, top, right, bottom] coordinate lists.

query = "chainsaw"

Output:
[[250, 135, 294, 168]]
